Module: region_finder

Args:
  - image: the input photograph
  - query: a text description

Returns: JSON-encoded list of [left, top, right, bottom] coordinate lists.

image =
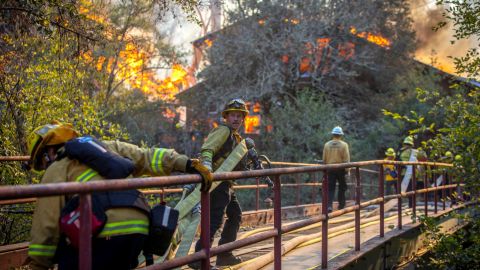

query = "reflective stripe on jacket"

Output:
[[28, 140, 189, 270], [201, 125, 242, 171]]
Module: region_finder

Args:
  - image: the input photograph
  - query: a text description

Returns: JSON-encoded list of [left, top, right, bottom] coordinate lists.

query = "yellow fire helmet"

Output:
[[403, 136, 414, 146], [385, 148, 396, 157], [222, 98, 249, 118], [27, 121, 79, 170]]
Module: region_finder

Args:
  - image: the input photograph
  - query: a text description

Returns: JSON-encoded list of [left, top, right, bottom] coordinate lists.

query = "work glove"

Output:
[[189, 159, 213, 192], [201, 159, 213, 173]]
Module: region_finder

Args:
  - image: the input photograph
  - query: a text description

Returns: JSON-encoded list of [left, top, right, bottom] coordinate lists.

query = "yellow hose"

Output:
[[228, 210, 410, 270], [239, 211, 363, 240]]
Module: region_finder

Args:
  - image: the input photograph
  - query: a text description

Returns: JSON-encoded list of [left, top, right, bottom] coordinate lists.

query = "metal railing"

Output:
[[0, 157, 458, 270]]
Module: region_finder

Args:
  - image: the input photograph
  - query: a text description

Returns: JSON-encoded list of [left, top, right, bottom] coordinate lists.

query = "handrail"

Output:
[[0, 160, 451, 199], [0, 157, 457, 270]]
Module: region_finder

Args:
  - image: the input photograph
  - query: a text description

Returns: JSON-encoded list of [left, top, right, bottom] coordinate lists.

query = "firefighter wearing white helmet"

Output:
[[27, 121, 212, 270], [323, 126, 350, 212]]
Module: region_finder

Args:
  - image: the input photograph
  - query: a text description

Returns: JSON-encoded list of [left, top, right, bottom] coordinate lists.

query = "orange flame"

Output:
[[244, 115, 261, 134], [350, 27, 391, 48], [80, 1, 191, 101]]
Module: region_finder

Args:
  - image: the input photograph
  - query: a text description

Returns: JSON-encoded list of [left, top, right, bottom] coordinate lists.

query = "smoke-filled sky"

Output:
[[411, 0, 479, 74], [163, 0, 478, 76]]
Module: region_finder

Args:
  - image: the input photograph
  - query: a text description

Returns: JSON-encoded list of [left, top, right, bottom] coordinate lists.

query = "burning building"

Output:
[[176, 10, 474, 148]]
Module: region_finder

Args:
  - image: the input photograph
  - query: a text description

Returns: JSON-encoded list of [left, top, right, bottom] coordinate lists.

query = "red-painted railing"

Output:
[[0, 157, 457, 270]]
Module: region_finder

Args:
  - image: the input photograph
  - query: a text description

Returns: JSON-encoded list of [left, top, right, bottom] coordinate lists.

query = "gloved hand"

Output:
[[201, 160, 213, 172], [189, 159, 213, 192]]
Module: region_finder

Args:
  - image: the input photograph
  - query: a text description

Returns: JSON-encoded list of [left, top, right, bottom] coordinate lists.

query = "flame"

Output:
[[414, 54, 457, 74], [80, 1, 191, 101], [350, 27, 391, 48], [204, 38, 213, 47], [78, 0, 106, 25], [162, 107, 177, 119], [244, 115, 261, 134]]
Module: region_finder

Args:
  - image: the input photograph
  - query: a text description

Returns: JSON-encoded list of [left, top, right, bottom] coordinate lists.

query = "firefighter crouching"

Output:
[[26, 121, 212, 270]]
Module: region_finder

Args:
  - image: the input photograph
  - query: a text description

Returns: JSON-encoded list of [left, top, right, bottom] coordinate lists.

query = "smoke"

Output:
[[410, 0, 477, 74]]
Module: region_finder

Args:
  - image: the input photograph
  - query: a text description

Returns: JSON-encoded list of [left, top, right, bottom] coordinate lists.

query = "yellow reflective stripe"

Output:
[[98, 220, 149, 237], [76, 169, 98, 183], [151, 148, 166, 175], [28, 244, 56, 257], [202, 151, 213, 160]]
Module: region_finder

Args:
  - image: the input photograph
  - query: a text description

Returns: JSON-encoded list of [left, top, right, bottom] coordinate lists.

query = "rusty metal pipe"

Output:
[[273, 175, 282, 270], [397, 164, 402, 230], [321, 171, 328, 269], [424, 165, 429, 217], [379, 164, 385, 237], [79, 194, 92, 270], [355, 167, 361, 251], [412, 166, 417, 221], [0, 156, 30, 161], [200, 190, 211, 269]]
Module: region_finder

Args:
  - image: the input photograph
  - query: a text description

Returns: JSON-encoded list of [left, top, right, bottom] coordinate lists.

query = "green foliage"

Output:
[[416, 213, 480, 268], [384, 0, 480, 266], [435, 0, 480, 78], [259, 89, 340, 162]]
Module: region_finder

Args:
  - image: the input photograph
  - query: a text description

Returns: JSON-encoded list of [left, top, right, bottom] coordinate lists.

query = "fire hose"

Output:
[[227, 209, 412, 270]]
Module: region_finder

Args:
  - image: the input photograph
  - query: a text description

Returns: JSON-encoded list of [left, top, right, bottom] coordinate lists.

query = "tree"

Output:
[[384, 1, 480, 267], [0, 0, 203, 244], [188, 0, 416, 160]]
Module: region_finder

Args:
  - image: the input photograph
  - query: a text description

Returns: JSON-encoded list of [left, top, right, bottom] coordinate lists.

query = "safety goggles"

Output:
[[227, 98, 246, 108]]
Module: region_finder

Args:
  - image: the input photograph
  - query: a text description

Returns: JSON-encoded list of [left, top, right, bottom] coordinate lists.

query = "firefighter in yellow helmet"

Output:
[[440, 151, 454, 163], [190, 98, 249, 269], [26, 121, 212, 270], [384, 148, 398, 195], [398, 136, 417, 208]]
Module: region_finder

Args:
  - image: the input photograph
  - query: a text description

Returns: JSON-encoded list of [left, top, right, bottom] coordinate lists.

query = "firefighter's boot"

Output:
[[216, 253, 242, 266]]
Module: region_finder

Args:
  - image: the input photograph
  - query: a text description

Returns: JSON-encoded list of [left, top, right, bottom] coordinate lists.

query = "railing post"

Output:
[[200, 188, 211, 269], [434, 171, 438, 214], [322, 171, 328, 269], [256, 177, 260, 211], [295, 174, 300, 207], [311, 173, 317, 204], [273, 175, 282, 270], [355, 167, 361, 251], [397, 164, 402, 230], [379, 164, 384, 238], [79, 194, 92, 270], [442, 171, 446, 210], [412, 165, 416, 222], [424, 165, 428, 217], [161, 187, 165, 203]]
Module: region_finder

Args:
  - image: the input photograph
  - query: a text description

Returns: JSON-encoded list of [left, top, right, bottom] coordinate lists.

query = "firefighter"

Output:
[[26, 121, 212, 270], [398, 136, 417, 208], [384, 148, 398, 195], [190, 98, 249, 269], [415, 148, 429, 194], [323, 126, 350, 213]]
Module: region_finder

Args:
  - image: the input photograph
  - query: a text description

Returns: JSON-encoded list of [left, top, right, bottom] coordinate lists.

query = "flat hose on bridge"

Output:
[[226, 209, 412, 270], [238, 214, 360, 240]]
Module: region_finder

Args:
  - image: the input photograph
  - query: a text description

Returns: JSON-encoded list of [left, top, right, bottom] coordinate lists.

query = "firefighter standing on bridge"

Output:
[[190, 98, 249, 269], [398, 136, 417, 208], [26, 121, 212, 270], [323, 126, 350, 213], [384, 148, 398, 195]]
